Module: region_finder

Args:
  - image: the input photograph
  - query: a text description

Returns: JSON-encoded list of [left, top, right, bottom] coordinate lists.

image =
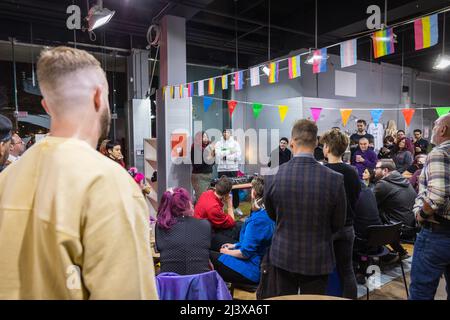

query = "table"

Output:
[[266, 295, 349, 300], [232, 183, 252, 190]]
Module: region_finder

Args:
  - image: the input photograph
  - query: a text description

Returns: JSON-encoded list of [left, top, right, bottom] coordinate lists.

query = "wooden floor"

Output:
[[232, 243, 448, 300]]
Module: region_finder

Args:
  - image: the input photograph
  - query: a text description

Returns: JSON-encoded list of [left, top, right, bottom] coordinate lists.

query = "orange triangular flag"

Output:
[[402, 109, 415, 127], [340, 109, 352, 127]]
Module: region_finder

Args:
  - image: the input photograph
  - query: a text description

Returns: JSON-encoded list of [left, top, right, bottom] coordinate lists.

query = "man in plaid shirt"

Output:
[[410, 113, 450, 300]]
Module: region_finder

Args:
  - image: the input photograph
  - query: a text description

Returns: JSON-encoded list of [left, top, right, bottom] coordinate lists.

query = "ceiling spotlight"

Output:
[[87, 0, 115, 32], [262, 65, 270, 76], [433, 54, 450, 70]]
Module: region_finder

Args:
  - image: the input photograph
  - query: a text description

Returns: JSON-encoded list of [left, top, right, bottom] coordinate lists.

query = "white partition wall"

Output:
[[132, 99, 151, 174]]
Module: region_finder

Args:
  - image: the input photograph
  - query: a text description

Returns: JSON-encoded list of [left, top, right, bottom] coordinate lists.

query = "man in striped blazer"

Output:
[[264, 119, 347, 297]]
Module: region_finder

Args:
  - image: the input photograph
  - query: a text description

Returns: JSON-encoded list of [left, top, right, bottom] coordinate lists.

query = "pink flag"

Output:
[[310, 108, 322, 122]]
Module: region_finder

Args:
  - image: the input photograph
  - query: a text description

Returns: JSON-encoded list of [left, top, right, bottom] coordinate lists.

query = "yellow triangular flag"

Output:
[[162, 86, 166, 100], [340, 109, 353, 127], [278, 105, 289, 123]]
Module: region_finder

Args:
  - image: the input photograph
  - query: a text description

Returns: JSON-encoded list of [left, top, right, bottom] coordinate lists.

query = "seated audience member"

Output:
[[268, 137, 292, 167], [0, 115, 12, 172], [403, 154, 427, 179], [395, 130, 405, 142], [353, 182, 409, 266], [408, 156, 427, 194], [393, 137, 414, 174], [413, 129, 429, 155], [194, 176, 240, 251], [349, 119, 375, 158], [322, 129, 360, 299], [395, 130, 415, 154], [210, 176, 275, 285], [127, 167, 152, 195], [354, 182, 383, 240], [156, 187, 211, 275], [5, 133, 25, 166], [362, 168, 376, 190], [378, 136, 395, 159], [101, 139, 125, 168], [373, 159, 417, 229], [351, 137, 377, 178]]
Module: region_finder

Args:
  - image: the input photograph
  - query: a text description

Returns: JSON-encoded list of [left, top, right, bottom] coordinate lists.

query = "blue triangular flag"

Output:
[[204, 97, 214, 112], [371, 109, 384, 125]]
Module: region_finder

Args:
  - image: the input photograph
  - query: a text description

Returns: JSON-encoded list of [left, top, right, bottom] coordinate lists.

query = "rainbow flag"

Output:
[[372, 28, 395, 59], [288, 55, 301, 79], [179, 85, 184, 98], [414, 14, 438, 51], [268, 62, 279, 84], [313, 49, 327, 74], [234, 71, 244, 91], [208, 78, 215, 95], [187, 83, 194, 97], [340, 39, 357, 68], [221, 75, 228, 90]]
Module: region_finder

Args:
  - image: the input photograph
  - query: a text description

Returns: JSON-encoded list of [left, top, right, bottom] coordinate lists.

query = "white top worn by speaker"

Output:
[[214, 136, 242, 172], [368, 122, 385, 152]]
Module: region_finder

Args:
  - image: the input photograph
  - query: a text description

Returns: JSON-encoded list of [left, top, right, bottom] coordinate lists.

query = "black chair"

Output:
[[355, 222, 409, 300]]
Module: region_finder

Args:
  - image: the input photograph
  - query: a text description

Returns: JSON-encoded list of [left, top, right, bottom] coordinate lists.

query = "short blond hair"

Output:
[[37, 46, 101, 91]]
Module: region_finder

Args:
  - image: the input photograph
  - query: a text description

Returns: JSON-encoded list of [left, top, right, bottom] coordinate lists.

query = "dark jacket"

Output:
[[393, 150, 413, 174], [264, 155, 347, 276], [268, 147, 292, 167], [373, 171, 416, 227], [378, 145, 395, 159], [156, 216, 211, 275], [191, 144, 214, 174], [354, 183, 382, 239]]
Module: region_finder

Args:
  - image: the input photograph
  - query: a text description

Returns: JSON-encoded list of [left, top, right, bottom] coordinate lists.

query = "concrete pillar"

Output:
[[156, 15, 192, 199]]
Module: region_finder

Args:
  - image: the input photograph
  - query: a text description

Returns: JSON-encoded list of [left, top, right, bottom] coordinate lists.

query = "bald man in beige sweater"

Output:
[[0, 47, 158, 300]]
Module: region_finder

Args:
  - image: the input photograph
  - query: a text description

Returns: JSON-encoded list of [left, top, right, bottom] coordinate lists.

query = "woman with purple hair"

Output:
[[155, 187, 212, 275]]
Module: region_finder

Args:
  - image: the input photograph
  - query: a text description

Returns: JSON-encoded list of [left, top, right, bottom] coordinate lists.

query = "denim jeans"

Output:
[[409, 227, 450, 300]]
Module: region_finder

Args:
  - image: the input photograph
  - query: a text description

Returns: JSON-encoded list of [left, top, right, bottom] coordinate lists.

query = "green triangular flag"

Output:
[[436, 107, 450, 118], [252, 103, 263, 119]]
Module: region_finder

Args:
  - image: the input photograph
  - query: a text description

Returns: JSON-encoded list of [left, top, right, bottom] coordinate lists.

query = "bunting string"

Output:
[[190, 94, 447, 111], [163, 6, 450, 92]]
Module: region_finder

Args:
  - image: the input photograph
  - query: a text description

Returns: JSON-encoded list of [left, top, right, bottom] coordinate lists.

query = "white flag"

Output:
[[198, 80, 204, 96], [250, 67, 260, 87]]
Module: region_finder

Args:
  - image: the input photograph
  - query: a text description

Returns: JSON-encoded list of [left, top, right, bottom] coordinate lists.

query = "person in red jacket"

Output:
[[194, 176, 241, 251]]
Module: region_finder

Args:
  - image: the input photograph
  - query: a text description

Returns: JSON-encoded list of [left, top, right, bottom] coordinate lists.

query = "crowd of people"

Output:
[[0, 46, 449, 301]]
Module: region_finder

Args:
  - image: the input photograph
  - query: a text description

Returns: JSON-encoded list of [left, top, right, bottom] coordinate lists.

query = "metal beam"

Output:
[[155, 0, 335, 41]]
